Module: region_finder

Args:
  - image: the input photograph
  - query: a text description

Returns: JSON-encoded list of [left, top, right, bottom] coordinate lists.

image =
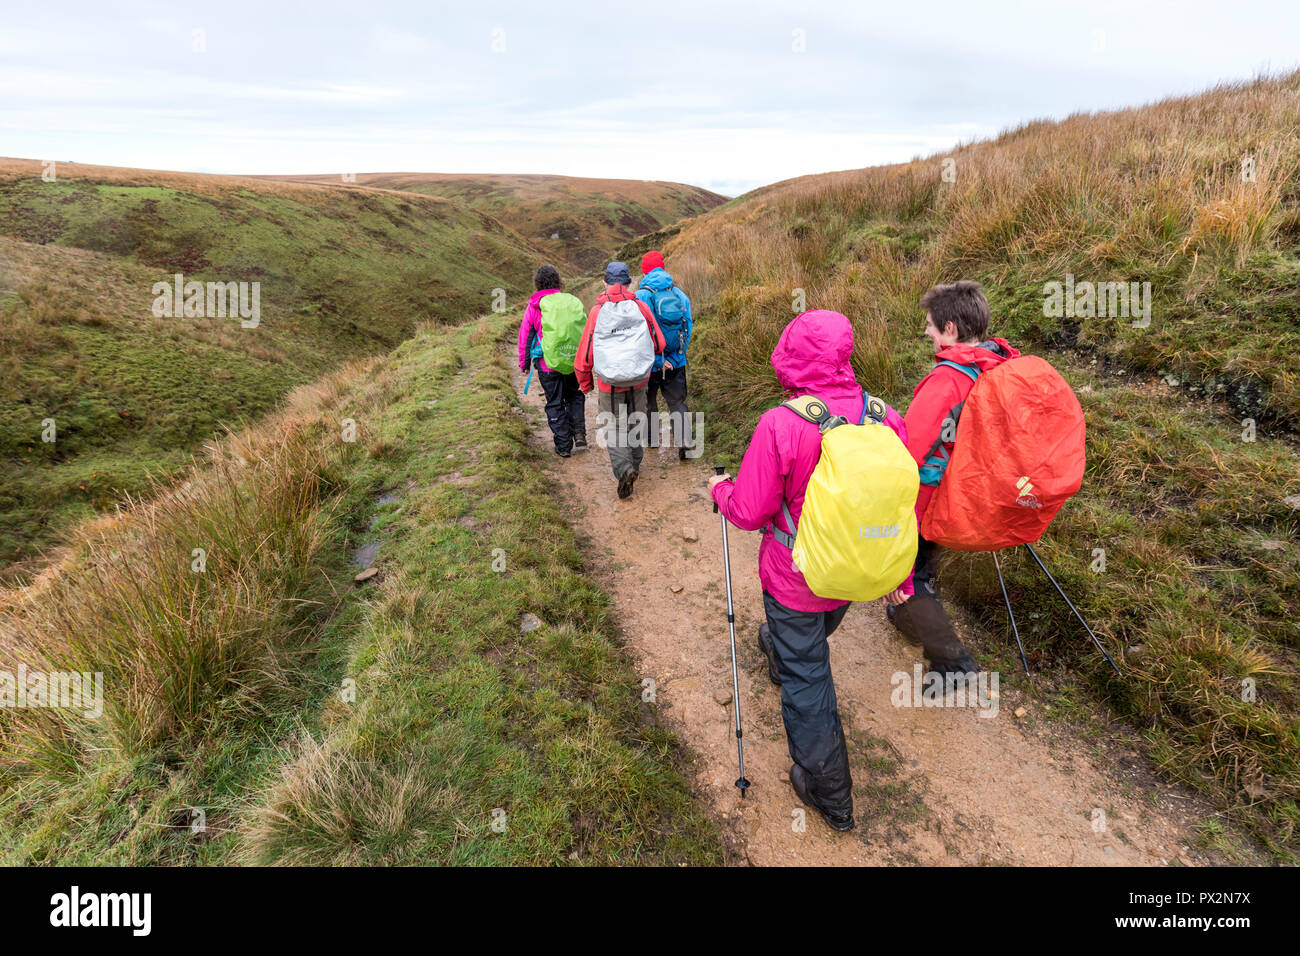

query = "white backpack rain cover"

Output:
[[592, 299, 654, 387]]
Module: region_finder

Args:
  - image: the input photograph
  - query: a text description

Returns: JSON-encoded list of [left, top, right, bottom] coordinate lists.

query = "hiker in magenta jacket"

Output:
[[708, 309, 911, 832], [517, 264, 586, 457], [710, 310, 913, 611], [516, 289, 557, 375]]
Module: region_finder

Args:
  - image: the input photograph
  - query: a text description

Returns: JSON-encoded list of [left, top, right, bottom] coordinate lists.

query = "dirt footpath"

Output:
[[512, 360, 1238, 866]]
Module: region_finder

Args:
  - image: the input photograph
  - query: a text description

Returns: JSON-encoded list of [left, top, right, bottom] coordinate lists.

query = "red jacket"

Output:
[[574, 285, 666, 393], [904, 338, 1020, 520]]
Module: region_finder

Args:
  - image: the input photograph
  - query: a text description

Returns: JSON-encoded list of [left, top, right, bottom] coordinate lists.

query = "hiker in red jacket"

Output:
[[574, 261, 666, 499], [893, 280, 1020, 675]]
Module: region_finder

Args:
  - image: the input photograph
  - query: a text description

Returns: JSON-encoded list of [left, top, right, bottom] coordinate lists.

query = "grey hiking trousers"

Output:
[[597, 386, 647, 481]]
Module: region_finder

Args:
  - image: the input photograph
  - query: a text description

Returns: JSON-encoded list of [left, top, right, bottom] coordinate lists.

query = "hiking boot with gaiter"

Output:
[[790, 763, 855, 832], [892, 594, 980, 677]]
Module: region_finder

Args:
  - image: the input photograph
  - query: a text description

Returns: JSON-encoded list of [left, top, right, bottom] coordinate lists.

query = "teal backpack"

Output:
[[644, 286, 688, 355]]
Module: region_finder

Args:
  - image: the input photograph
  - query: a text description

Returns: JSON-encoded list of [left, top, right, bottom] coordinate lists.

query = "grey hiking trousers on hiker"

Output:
[[597, 386, 646, 480], [762, 590, 853, 815]]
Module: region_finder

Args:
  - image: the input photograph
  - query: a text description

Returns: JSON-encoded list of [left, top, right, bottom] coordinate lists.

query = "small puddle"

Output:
[[352, 542, 381, 567], [352, 490, 402, 566]]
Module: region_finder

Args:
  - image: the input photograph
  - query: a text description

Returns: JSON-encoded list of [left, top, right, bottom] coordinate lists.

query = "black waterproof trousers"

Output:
[[913, 533, 943, 597], [761, 590, 853, 815], [537, 368, 586, 454], [645, 365, 691, 449]]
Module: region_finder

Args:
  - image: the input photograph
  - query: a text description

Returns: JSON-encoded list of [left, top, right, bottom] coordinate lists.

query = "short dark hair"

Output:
[[921, 280, 990, 342], [534, 264, 561, 291]]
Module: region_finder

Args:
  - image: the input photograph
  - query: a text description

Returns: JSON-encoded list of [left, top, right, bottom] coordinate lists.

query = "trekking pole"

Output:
[[993, 551, 1030, 677], [714, 464, 751, 798], [1023, 543, 1122, 676]]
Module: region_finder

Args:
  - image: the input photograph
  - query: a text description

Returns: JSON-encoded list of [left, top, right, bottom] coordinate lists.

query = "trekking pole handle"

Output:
[[713, 465, 724, 512]]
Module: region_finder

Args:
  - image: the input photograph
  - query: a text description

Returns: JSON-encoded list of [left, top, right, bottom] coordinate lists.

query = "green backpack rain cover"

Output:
[[539, 292, 585, 375]]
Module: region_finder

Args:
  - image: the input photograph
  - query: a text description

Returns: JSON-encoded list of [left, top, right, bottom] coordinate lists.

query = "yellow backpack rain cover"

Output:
[[777, 393, 919, 602]]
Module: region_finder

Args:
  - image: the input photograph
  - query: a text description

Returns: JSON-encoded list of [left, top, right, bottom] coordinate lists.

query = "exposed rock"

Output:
[[1014, 706, 1028, 719], [354, 567, 379, 583], [682, 527, 699, 542], [520, 612, 544, 633], [713, 689, 733, 706]]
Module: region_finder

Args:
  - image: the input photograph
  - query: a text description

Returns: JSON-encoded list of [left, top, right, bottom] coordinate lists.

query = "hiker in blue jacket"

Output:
[[635, 250, 694, 460]]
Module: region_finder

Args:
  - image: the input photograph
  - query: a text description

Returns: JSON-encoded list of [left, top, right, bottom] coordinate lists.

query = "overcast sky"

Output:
[[3, 0, 1297, 196]]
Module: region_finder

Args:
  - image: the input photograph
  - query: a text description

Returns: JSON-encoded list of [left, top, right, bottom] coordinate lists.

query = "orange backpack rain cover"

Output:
[[920, 356, 1085, 552]]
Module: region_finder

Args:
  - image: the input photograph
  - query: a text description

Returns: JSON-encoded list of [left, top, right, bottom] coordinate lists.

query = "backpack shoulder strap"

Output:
[[781, 396, 846, 432], [916, 362, 983, 487], [935, 359, 981, 383], [771, 501, 797, 549], [644, 285, 663, 314]]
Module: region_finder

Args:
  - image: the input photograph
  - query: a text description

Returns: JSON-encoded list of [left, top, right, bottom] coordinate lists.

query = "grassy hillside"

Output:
[[270, 172, 727, 272], [0, 312, 724, 865], [659, 72, 1300, 856], [0, 159, 546, 575]]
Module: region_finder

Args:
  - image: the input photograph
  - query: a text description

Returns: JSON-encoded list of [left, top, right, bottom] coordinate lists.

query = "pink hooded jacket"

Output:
[[710, 310, 913, 613], [517, 288, 559, 374]]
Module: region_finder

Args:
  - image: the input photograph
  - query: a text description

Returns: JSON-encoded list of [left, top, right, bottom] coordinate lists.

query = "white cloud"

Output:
[[1, 0, 1297, 193], [366, 25, 432, 57]]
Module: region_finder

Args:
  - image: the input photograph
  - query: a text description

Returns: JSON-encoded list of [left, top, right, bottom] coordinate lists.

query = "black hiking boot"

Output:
[[757, 623, 781, 686], [678, 447, 688, 462], [574, 434, 588, 449], [556, 447, 571, 458], [926, 651, 981, 681], [790, 763, 855, 832], [617, 470, 638, 499]]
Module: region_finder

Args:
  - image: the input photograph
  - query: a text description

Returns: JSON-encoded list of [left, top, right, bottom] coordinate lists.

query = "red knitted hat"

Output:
[[640, 250, 665, 274]]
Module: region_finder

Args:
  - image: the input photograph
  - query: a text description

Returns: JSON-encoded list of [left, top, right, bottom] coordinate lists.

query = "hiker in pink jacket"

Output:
[[708, 309, 911, 832], [517, 264, 586, 457]]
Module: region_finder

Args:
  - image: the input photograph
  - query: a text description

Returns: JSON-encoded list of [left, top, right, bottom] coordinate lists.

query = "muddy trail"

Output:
[[511, 359, 1246, 866]]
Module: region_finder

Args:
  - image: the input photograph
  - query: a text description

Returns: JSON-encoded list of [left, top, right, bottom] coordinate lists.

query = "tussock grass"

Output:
[[0, 360, 372, 777], [664, 70, 1300, 857], [0, 312, 724, 866]]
